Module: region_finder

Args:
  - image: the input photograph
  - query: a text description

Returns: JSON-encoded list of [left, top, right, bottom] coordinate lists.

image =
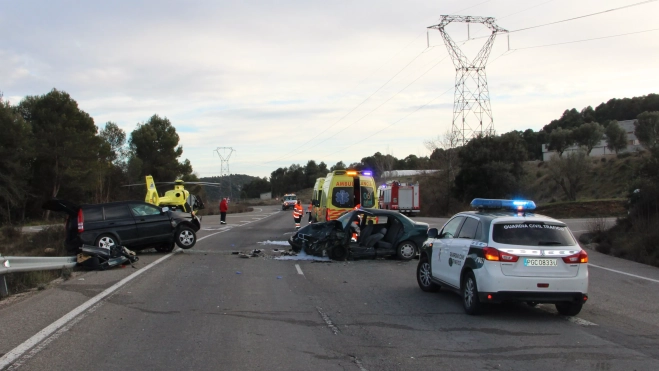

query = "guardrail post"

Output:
[[0, 275, 8, 298]]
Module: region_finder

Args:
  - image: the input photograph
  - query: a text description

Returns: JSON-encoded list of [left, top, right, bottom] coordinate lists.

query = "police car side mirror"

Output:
[[427, 228, 438, 239]]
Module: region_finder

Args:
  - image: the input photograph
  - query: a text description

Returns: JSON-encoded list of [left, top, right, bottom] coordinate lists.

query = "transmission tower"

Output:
[[428, 16, 507, 146], [214, 147, 235, 199]]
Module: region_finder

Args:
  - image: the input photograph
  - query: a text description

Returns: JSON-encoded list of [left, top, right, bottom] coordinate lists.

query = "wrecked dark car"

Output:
[[288, 208, 429, 261]]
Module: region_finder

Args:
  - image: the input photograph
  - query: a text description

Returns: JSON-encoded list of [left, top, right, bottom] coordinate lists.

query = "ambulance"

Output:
[[310, 177, 325, 222], [318, 169, 378, 222]]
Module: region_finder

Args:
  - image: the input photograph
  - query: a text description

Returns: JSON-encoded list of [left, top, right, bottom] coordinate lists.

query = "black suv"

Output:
[[43, 199, 201, 253]]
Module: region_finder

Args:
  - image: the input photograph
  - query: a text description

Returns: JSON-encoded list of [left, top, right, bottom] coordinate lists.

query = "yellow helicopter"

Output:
[[127, 175, 222, 214]]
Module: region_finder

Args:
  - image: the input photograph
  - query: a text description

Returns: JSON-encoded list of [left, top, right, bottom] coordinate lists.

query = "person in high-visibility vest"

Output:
[[293, 200, 304, 229]]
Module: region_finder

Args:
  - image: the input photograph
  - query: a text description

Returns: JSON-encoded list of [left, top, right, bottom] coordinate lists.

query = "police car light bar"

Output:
[[470, 198, 536, 211]]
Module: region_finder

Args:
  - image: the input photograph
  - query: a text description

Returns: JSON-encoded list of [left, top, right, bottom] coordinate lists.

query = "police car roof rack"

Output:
[[470, 198, 536, 215]]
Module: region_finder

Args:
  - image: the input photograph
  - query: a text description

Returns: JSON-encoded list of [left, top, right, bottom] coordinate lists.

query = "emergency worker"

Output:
[[293, 200, 304, 229], [219, 198, 228, 224]]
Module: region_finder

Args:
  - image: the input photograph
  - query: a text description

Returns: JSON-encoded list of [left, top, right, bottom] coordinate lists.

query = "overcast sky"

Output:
[[2, 0, 658, 178]]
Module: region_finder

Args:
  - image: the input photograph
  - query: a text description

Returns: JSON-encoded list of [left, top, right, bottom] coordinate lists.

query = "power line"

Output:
[[464, 0, 657, 42], [311, 53, 451, 149], [510, 27, 659, 50], [510, 0, 658, 33], [265, 46, 433, 164], [319, 86, 455, 158]]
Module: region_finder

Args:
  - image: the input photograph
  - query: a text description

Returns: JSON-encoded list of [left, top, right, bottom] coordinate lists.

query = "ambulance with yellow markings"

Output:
[[318, 169, 378, 222], [310, 177, 325, 223]]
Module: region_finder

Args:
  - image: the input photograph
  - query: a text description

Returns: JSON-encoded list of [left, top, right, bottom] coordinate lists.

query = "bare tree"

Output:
[[546, 150, 591, 201], [424, 130, 460, 213]]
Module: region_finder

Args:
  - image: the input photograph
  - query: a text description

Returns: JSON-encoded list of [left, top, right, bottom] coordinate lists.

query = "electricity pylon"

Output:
[[428, 16, 507, 146], [214, 147, 235, 199]]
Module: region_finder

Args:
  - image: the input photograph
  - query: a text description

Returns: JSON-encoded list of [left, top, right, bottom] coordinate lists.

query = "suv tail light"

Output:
[[562, 250, 588, 264], [77, 209, 84, 233], [483, 247, 519, 262]]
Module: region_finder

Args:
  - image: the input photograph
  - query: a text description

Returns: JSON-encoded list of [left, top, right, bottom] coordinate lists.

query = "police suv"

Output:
[[417, 199, 588, 316]]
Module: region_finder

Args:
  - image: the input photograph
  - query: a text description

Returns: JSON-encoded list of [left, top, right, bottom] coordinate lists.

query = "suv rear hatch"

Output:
[[489, 219, 584, 278], [42, 199, 82, 249]]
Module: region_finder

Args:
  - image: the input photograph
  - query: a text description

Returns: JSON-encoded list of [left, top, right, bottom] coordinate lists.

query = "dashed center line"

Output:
[[316, 306, 339, 335], [566, 316, 598, 326], [295, 264, 304, 275]]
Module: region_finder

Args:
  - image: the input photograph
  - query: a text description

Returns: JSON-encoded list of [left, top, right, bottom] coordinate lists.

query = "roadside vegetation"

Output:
[[1, 225, 73, 297]]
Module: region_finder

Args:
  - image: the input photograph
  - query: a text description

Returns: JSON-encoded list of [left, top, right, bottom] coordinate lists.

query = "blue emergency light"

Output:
[[470, 198, 536, 211], [362, 171, 372, 176]]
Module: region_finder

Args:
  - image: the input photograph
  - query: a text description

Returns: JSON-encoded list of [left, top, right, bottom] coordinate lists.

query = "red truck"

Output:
[[378, 181, 420, 216]]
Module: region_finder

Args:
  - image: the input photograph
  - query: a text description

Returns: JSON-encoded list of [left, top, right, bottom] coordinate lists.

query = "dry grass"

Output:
[[0, 225, 73, 298], [526, 153, 644, 204]]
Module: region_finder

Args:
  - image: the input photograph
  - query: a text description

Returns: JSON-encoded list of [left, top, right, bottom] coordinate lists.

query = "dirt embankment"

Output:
[[535, 199, 627, 219]]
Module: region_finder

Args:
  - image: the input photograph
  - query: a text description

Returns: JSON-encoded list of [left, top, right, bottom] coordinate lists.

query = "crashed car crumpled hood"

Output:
[[288, 221, 347, 258]]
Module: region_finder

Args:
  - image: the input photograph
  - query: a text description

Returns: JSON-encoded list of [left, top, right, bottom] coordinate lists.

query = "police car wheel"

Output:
[[396, 241, 417, 260], [555, 302, 583, 316], [417, 257, 440, 292], [462, 271, 482, 315]]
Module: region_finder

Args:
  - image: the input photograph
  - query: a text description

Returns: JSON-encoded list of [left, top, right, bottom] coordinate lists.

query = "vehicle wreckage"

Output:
[[77, 244, 139, 270], [288, 208, 429, 261]]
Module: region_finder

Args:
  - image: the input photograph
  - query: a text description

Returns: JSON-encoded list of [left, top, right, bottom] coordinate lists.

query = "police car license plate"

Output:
[[524, 258, 557, 267]]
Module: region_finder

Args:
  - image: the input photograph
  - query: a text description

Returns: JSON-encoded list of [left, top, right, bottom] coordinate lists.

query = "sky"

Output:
[[2, 0, 659, 178]]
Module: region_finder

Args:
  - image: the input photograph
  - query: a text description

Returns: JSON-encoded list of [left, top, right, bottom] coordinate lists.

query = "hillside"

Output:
[[524, 153, 642, 205], [198, 174, 262, 202]]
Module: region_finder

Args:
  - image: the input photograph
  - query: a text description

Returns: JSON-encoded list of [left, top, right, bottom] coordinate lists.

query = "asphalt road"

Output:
[[1, 206, 658, 370]]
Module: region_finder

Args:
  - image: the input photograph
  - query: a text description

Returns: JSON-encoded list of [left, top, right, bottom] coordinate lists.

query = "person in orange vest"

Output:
[[293, 200, 304, 229], [307, 201, 313, 224]]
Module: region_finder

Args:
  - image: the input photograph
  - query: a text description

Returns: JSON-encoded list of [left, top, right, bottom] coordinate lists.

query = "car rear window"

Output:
[[83, 207, 103, 222], [492, 222, 576, 246], [104, 205, 132, 220]]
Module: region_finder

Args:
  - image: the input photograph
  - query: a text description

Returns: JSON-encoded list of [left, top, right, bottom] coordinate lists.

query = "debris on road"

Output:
[[77, 244, 139, 270]]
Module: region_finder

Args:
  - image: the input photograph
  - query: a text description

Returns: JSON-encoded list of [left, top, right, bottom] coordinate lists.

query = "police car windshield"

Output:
[[492, 222, 576, 246], [284, 196, 296, 201]]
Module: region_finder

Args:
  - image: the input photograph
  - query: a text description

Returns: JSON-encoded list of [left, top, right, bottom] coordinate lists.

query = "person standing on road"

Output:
[[219, 198, 228, 224], [307, 201, 313, 224], [293, 200, 303, 229]]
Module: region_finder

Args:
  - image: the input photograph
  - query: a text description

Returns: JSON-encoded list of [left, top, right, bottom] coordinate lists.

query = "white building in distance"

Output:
[[542, 119, 644, 161]]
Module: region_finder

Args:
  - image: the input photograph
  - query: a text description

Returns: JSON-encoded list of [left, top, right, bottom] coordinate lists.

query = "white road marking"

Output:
[[590, 264, 659, 284], [295, 264, 304, 275], [316, 306, 339, 335], [566, 316, 598, 326], [6, 301, 104, 370], [0, 251, 176, 369], [0, 223, 239, 368]]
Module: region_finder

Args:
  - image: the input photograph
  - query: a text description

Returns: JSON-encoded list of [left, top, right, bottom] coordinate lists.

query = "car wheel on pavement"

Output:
[[396, 241, 417, 260], [555, 302, 583, 316], [155, 242, 175, 253], [417, 256, 440, 292], [462, 271, 482, 315], [96, 234, 118, 250], [175, 226, 196, 249]]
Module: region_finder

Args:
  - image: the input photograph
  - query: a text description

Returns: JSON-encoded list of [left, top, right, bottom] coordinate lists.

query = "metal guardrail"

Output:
[[0, 255, 77, 297]]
